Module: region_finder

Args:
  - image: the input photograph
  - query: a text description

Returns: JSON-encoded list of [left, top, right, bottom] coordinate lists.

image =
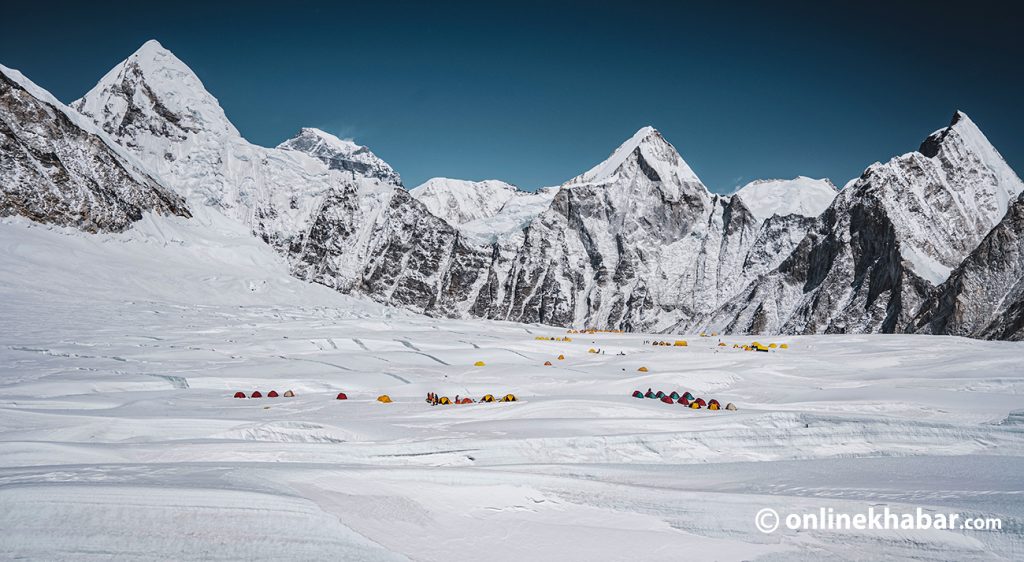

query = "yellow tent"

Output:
[[689, 401, 701, 409], [588, 348, 597, 353], [500, 393, 517, 402], [673, 340, 687, 347], [751, 341, 763, 348], [769, 343, 778, 348], [481, 394, 495, 402], [377, 395, 392, 403], [474, 361, 486, 367], [718, 342, 727, 347], [753, 344, 769, 352], [564, 337, 572, 342], [637, 366, 649, 372], [438, 396, 451, 405], [557, 354, 565, 360], [780, 344, 789, 349]]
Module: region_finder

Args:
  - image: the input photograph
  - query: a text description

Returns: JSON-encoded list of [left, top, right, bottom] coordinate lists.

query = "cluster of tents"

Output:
[[699, 332, 719, 337], [650, 340, 687, 347], [631, 388, 736, 410], [535, 336, 573, 342], [425, 392, 517, 405], [234, 390, 295, 398], [566, 329, 624, 334], [543, 354, 566, 366], [733, 341, 788, 352]]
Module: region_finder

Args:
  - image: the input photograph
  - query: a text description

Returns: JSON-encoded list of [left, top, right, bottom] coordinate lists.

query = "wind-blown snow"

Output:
[[733, 176, 837, 223]]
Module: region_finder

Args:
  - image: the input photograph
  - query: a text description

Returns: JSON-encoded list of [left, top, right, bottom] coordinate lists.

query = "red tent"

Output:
[[251, 391, 263, 398], [677, 397, 690, 406], [695, 398, 707, 407], [336, 392, 348, 400], [267, 390, 279, 398], [660, 396, 673, 404], [233, 391, 246, 398]]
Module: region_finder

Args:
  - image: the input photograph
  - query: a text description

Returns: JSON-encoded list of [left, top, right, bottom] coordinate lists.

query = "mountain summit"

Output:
[[278, 128, 402, 186]]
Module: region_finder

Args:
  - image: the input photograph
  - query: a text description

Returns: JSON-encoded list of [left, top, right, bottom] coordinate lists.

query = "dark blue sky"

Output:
[[2, 1, 1022, 192]]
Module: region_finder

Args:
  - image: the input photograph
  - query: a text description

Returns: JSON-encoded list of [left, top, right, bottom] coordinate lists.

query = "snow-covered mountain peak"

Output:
[[277, 127, 402, 186], [409, 178, 522, 225], [919, 111, 1023, 208], [733, 176, 838, 222], [564, 126, 707, 204], [73, 39, 238, 141], [571, 126, 699, 184]]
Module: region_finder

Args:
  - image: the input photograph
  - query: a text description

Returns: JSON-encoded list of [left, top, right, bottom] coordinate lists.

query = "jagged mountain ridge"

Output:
[[703, 112, 1024, 335], [71, 40, 492, 313], [7, 40, 1023, 340], [1, 63, 188, 232]]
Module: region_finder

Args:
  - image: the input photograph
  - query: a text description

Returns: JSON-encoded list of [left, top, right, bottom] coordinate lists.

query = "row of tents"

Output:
[[735, 342, 788, 352], [232, 391, 518, 404], [535, 336, 573, 342], [426, 392, 518, 405], [631, 389, 736, 410], [566, 329, 624, 334], [651, 340, 688, 347], [234, 390, 295, 398]]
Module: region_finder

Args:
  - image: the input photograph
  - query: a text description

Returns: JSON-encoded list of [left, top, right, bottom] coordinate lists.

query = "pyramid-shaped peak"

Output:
[[567, 125, 704, 192], [73, 39, 238, 140]]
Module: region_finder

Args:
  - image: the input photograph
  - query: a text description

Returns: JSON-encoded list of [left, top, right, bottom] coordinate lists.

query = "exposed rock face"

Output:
[[59, 41, 1024, 340], [277, 128, 402, 186], [705, 112, 1024, 335], [912, 192, 1024, 340], [463, 128, 814, 332], [0, 64, 188, 232]]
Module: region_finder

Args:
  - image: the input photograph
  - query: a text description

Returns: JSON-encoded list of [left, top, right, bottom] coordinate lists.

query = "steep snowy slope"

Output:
[[733, 176, 837, 222], [277, 127, 401, 186], [912, 192, 1024, 340], [0, 64, 188, 232], [707, 111, 1024, 335]]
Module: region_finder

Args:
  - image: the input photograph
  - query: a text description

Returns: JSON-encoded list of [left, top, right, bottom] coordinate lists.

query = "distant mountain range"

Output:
[[3, 40, 1022, 340]]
